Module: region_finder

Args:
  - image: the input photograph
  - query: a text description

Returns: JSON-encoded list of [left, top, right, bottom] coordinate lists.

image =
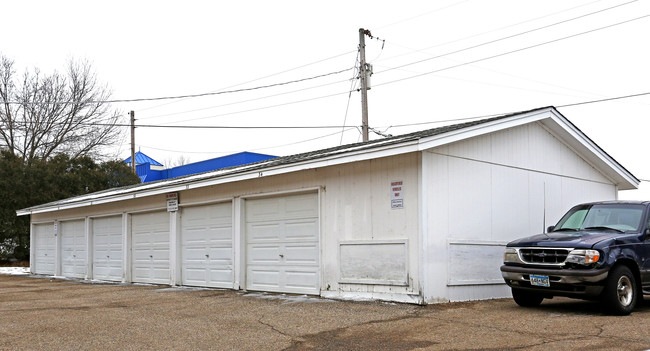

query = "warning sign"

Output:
[[390, 181, 404, 209], [166, 193, 179, 212]]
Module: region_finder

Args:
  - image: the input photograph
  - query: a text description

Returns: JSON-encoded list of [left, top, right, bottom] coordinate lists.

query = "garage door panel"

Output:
[[33, 223, 56, 275], [60, 220, 87, 279], [248, 268, 281, 290], [132, 211, 170, 285], [246, 223, 280, 241], [284, 220, 319, 241], [181, 203, 233, 288], [284, 194, 318, 217], [284, 244, 319, 265], [285, 269, 319, 290], [245, 193, 319, 295], [92, 216, 123, 282], [248, 244, 281, 264]]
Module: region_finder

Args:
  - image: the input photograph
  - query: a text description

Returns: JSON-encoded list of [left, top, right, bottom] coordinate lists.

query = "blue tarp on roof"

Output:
[[124, 151, 164, 167], [125, 151, 276, 183]]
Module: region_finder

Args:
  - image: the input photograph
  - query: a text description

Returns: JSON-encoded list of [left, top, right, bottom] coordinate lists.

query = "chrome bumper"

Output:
[[500, 265, 609, 284]]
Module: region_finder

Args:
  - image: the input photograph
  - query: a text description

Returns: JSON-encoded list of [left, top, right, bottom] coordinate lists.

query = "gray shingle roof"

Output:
[[18, 106, 556, 212]]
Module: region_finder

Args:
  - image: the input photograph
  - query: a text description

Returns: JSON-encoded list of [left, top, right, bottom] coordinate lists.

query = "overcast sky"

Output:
[[3, 0, 650, 198]]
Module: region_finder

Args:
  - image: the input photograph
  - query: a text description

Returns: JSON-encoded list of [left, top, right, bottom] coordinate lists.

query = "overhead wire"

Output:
[[372, 13, 650, 89], [376, 0, 606, 62], [3, 67, 354, 105], [121, 1, 648, 124], [136, 50, 357, 112], [146, 11, 650, 126], [340, 50, 361, 145], [374, 0, 640, 76]]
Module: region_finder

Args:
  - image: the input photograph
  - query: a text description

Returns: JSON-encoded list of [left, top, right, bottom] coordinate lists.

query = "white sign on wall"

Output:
[[166, 193, 179, 212], [390, 180, 404, 209]]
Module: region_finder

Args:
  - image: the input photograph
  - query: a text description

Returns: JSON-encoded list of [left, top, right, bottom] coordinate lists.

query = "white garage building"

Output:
[[18, 107, 638, 303]]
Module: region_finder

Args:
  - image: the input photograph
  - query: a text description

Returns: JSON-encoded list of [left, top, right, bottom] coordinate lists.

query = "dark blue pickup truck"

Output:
[[501, 201, 650, 315]]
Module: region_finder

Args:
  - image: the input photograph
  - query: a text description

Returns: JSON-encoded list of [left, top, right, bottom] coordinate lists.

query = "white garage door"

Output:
[[132, 211, 170, 284], [181, 203, 233, 288], [245, 192, 319, 295], [33, 223, 56, 275], [60, 220, 87, 278], [92, 216, 123, 282]]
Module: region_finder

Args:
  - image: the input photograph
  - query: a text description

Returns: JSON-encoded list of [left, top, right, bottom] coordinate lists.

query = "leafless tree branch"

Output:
[[0, 54, 122, 163]]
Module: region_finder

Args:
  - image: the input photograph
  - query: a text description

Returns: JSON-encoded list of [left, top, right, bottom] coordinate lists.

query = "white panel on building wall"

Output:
[[92, 216, 123, 282], [528, 123, 564, 175], [339, 240, 408, 285], [491, 166, 529, 241], [527, 173, 564, 236], [181, 202, 233, 288], [447, 242, 505, 286], [33, 223, 55, 275], [561, 177, 615, 212], [489, 125, 530, 168], [447, 157, 491, 240], [245, 192, 319, 295], [60, 220, 87, 279], [132, 211, 170, 284]]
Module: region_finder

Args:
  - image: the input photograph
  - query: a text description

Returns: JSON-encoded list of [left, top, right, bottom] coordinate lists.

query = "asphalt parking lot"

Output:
[[1, 274, 649, 350]]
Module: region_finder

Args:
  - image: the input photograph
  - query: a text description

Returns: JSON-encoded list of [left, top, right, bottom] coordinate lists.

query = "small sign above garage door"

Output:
[[245, 192, 319, 295]]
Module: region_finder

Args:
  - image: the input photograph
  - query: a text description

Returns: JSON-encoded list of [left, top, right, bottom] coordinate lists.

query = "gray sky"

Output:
[[3, 0, 650, 198]]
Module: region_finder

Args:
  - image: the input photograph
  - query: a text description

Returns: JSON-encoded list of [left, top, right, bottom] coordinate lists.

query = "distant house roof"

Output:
[[124, 151, 163, 167], [17, 106, 639, 215]]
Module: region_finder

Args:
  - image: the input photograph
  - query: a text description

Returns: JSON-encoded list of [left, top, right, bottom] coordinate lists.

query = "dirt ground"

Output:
[[1, 274, 649, 350]]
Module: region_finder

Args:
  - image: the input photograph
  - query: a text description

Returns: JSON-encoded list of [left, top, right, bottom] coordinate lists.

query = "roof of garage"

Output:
[[17, 106, 639, 215]]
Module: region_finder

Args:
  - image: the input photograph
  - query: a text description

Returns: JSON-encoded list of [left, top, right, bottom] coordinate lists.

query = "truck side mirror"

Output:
[[547, 226, 555, 233], [645, 228, 650, 240]]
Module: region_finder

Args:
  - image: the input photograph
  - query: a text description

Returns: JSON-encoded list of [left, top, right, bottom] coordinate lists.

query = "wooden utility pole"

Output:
[[130, 110, 136, 173], [359, 28, 370, 142]]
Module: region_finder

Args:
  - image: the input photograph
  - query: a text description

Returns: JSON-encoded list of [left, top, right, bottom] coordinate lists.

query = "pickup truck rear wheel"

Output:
[[512, 289, 544, 307], [602, 265, 637, 315]]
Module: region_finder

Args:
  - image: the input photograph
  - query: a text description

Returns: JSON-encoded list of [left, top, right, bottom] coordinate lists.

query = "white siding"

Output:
[[423, 122, 616, 303]]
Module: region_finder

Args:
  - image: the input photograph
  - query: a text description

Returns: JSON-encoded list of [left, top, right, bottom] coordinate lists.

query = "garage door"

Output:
[[93, 216, 123, 282], [60, 220, 87, 278], [181, 203, 233, 288], [132, 211, 170, 284], [245, 193, 319, 295], [33, 223, 56, 275]]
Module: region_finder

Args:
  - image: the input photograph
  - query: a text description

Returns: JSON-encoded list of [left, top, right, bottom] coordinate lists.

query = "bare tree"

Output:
[[164, 155, 191, 168], [0, 54, 122, 164]]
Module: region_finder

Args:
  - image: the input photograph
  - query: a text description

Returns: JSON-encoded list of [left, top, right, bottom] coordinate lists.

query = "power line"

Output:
[[375, 0, 641, 76], [3, 67, 354, 105], [377, 0, 607, 62], [378, 91, 650, 131], [557, 92, 650, 108], [92, 123, 350, 129], [137, 50, 357, 112], [138, 72, 354, 121], [374, 0, 471, 30], [373, 13, 650, 89]]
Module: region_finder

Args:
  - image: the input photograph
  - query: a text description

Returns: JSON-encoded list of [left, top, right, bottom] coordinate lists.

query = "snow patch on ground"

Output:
[[243, 291, 336, 304], [0, 267, 30, 275]]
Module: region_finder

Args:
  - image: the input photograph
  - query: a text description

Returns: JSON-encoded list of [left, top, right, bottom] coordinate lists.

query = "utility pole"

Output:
[[359, 28, 371, 142], [130, 110, 136, 174]]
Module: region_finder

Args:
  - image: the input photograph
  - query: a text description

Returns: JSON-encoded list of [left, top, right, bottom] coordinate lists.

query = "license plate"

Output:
[[530, 274, 550, 287]]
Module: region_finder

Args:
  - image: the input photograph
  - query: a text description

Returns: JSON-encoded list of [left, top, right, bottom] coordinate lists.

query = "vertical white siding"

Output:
[[423, 122, 617, 303]]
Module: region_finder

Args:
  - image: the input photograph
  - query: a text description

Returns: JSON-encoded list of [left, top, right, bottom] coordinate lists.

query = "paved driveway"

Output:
[[1, 274, 649, 350]]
